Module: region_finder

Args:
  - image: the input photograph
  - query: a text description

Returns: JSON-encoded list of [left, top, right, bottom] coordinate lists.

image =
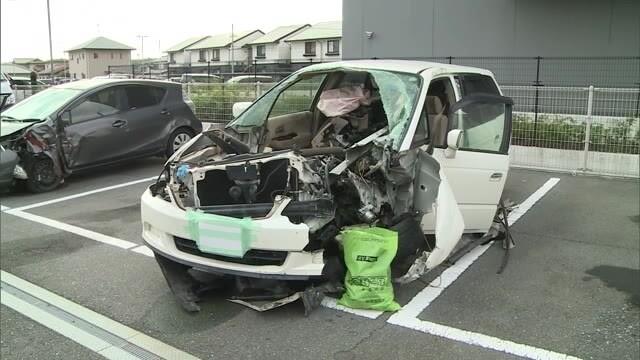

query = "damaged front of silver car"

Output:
[[141, 62, 467, 313]]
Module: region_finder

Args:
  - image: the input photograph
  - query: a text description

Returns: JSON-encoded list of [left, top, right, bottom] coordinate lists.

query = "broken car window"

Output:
[[366, 70, 421, 148]]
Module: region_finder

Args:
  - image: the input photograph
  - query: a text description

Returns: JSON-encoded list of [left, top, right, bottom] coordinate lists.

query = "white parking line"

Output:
[[7, 176, 156, 212], [388, 178, 568, 360], [130, 245, 155, 257], [0, 205, 9, 211], [321, 297, 383, 319], [1, 270, 200, 360], [4, 209, 137, 249], [397, 177, 561, 318], [388, 315, 580, 360], [3, 171, 570, 358]]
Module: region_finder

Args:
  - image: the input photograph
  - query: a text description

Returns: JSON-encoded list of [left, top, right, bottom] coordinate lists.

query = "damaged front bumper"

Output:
[[141, 189, 326, 280]]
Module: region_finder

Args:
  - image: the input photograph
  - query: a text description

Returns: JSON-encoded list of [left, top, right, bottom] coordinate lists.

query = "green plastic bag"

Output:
[[338, 226, 401, 312]]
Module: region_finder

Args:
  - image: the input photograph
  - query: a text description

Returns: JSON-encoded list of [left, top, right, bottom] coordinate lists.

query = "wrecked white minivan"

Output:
[[141, 60, 513, 310]]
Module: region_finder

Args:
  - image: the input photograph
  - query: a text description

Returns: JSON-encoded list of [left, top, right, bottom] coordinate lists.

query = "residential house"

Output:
[[66, 36, 135, 79], [165, 36, 209, 65], [1, 63, 31, 77], [31, 59, 69, 78], [12, 58, 43, 72], [247, 24, 311, 64], [286, 21, 342, 63], [184, 30, 264, 68]]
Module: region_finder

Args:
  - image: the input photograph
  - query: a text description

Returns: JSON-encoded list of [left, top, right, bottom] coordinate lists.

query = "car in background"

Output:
[[226, 75, 274, 84], [9, 77, 49, 102], [0, 93, 19, 189], [93, 74, 131, 80], [1, 73, 16, 109], [8, 77, 47, 86], [0, 79, 201, 192], [180, 74, 222, 83]]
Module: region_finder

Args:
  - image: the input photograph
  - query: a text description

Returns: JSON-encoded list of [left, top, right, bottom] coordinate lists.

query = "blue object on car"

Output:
[[176, 164, 190, 182]]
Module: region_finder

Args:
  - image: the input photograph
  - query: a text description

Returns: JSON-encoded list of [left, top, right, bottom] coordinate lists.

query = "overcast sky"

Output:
[[0, 0, 342, 62]]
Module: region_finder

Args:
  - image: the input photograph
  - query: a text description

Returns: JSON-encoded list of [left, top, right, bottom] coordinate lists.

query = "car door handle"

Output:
[[160, 109, 171, 115], [112, 120, 127, 128], [489, 172, 503, 181]]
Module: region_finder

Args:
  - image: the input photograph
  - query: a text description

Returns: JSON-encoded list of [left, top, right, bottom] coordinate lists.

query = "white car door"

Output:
[[431, 74, 513, 233]]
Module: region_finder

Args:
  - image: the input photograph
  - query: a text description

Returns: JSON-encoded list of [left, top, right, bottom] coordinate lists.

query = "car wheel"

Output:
[[26, 157, 62, 193], [166, 128, 194, 157]]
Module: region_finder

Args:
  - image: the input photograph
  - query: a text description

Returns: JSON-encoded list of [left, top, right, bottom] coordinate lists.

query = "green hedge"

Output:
[[512, 114, 639, 154]]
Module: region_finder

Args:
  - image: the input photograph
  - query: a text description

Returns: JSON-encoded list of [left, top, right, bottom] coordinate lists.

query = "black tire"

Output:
[[165, 128, 195, 158], [26, 157, 62, 193]]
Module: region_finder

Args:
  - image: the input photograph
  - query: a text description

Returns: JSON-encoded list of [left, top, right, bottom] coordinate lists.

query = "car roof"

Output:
[[300, 59, 493, 76], [54, 78, 176, 90]]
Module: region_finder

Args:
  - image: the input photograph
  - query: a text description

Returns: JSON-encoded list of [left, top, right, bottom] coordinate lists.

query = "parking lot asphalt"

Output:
[[1, 158, 638, 360]]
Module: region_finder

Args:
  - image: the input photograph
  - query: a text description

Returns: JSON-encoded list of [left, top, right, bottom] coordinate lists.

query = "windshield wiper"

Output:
[[1, 116, 42, 123], [17, 118, 43, 122]]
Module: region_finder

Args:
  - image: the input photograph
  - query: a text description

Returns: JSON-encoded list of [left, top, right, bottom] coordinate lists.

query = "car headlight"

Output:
[[6, 93, 16, 104]]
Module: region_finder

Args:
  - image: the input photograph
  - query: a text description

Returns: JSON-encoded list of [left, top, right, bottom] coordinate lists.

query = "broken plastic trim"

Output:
[[198, 199, 334, 218]]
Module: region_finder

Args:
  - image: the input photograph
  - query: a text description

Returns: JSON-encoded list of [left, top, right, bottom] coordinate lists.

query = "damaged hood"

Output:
[[0, 120, 37, 140]]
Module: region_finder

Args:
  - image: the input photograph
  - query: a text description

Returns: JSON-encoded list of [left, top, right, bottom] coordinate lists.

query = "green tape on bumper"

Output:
[[186, 210, 255, 258]]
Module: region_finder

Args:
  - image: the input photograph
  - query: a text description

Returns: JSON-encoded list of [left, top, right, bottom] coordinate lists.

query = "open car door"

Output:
[[433, 94, 514, 233]]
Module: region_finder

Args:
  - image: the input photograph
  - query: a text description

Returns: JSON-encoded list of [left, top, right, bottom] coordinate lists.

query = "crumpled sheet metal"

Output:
[[316, 86, 371, 117], [394, 251, 429, 284], [228, 284, 337, 316], [23, 124, 64, 177]]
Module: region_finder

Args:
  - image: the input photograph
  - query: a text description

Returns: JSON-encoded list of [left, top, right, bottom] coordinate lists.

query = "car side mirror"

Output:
[[232, 102, 252, 118], [445, 129, 463, 158], [59, 110, 72, 127]]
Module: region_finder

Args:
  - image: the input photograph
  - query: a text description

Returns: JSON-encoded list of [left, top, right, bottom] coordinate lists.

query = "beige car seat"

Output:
[[426, 96, 448, 147]]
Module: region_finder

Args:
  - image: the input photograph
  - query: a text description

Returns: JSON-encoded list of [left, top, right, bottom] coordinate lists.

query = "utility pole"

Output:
[[46, 0, 54, 80], [137, 35, 150, 59], [230, 24, 234, 75]]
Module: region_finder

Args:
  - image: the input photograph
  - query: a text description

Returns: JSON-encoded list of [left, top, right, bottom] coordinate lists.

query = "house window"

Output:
[[82, 53, 85, 59], [73, 73, 76, 79], [304, 42, 316, 56], [120, 53, 122, 59], [211, 49, 220, 61], [199, 49, 206, 62], [169, 53, 175, 63], [76, 58, 79, 64], [256, 45, 266, 59], [327, 40, 340, 55], [70, 54, 73, 60], [111, 52, 114, 59], [93, 52, 98, 59], [81, 73, 86, 79]]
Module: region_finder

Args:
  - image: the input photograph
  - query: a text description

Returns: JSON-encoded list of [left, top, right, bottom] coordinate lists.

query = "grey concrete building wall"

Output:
[[343, 0, 640, 58]]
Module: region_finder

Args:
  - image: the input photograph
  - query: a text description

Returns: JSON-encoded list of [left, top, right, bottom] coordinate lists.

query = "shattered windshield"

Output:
[[2, 87, 82, 121], [227, 68, 421, 149]]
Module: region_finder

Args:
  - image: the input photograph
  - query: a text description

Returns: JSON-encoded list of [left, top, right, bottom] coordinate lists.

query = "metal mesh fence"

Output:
[[12, 85, 50, 102], [505, 85, 639, 177], [185, 82, 276, 122]]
